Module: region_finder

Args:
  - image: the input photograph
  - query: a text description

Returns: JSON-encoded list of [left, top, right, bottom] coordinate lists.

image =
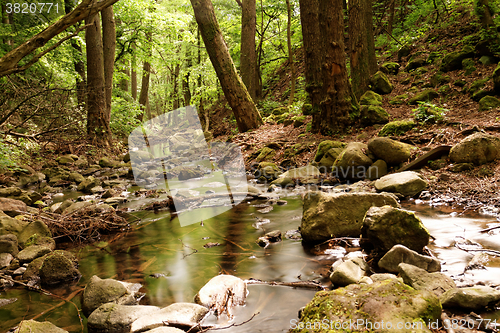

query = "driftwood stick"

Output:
[[245, 278, 325, 290]]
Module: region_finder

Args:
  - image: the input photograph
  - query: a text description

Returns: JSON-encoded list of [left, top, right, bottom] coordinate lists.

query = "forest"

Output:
[[1, 0, 500, 332]]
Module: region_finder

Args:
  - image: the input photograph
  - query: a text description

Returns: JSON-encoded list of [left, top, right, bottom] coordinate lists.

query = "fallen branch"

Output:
[[245, 278, 325, 290]]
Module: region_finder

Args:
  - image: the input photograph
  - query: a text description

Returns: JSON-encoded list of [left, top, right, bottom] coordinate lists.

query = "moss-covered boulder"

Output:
[[471, 89, 493, 102], [380, 62, 401, 75], [368, 137, 415, 165], [462, 58, 476, 76], [291, 279, 441, 333], [300, 191, 399, 243], [313, 140, 345, 162], [77, 176, 101, 193], [378, 119, 415, 137], [389, 94, 408, 105], [449, 132, 500, 165], [99, 157, 120, 168], [439, 46, 474, 72], [318, 147, 346, 171], [18, 220, 51, 247], [0, 211, 28, 236], [254, 162, 281, 182], [440, 286, 500, 310], [255, 146, 276, 162], [39, 251, 81, 285], [468, 77, 490, 95], [333, 142, 373, 180], [272, 165, 320, 187], [479, 95, 500, 111], [56, 155, 76, 165], [370, 71, 394, 95], [430, 72, 451, 87], [494, 62, 500, 94], [0, 234, 19, 256], [359, 90, 383, 106], [361, 206, 430, 254], [397, 44, 412, 60], [360, 105, 390, 126], [13, 319, 68, 333], [366, 160, 388, 180], [405, 57, 427, 72], [408, 89, 439, 105]]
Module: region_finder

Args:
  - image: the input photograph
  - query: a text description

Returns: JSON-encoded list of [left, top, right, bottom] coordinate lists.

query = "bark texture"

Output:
[[349, 0, 371, 99], [102, 5, 116, 117], [240, 0, 257, 100]]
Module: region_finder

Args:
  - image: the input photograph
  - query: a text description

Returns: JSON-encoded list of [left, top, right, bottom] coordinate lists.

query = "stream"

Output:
[[1, 188, 500, 332]]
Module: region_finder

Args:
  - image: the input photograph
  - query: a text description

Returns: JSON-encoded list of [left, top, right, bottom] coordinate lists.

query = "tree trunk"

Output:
[[286, 0, 295, 106], [119, 60, 130, 93], [298, 0, 322, 130], [349, 0, 371, 100], [183, 45, 192, 106], [190, 0, 263, 132], [387, 0, 396, 35], [101, 5, 116, 119], [138, 60, 151, 120], [364, 0, 377, 74], [475, 0, 495, 28], [172, 64, 180, 109], [131, 51, 138, 100], [240, 0, 257, 101], [1, 3, 12, 47], [86, 13, 111, 146]]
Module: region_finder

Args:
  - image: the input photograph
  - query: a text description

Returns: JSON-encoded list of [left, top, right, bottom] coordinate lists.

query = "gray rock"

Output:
[[378, 244, 441, 273], [362, 206, 430, 254], [333, 142, 373, 180], [369, 273, 400, 282], [83, 275, 143, 317], [292, 279, 441, 333], [440, 286, 500, 310], [450, 132, 500, 165], [62, 201, 93, 215], [18, 220, 51, 247], [366, 160, 388, 180], [368, 137, 415, 165], [88, 303, 161, 332], [0, 187, 22, 197], [17, 245, 52, 264], [131, 303, 209, 333], [0, 198, 27, 217], [271, 165, 320, 187], [301, 191, 399, 243], [330, 257, 370, 287], [39, 251, 81, 285], [0, 252, 13, 269], [195, 275, 247, 316], [374, 171, 427, 197], [398, 263, 456, 297], [12, 319, 68, 333], [0, 211, 28, 236], [0, 234, 19, 255]]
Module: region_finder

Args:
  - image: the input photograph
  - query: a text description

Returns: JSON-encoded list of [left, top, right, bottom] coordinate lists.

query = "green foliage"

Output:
[[411, 102, 447, 124], [110, 97, 143, 138]]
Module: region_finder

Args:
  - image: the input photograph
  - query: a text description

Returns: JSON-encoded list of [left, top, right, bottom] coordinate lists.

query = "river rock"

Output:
[[366, 160, 388, 180], [361, 206, 430, 254], [88, 303, 161, 332], [21, 234, 55, 251], [56, 155, 76, 165], [318, 147, 346, 171], [440, 286, 500, 310], [378, 244, 440, 273], [450, 132, 500, 165], [398, 263, 456, 297], [271, 165, 320, 186], [0, 198, 27, 217], [332, 142, 373, 180], [374, 171, 427, 197], [39, 251, 81, 285], [370, 71, 394, 94], [370, 273, 400, 282], [12, 319, 68, 333], [195, 274, 247, 316], [99, 157, 120, 168], [0, 253, 13, 269], [83, 275, 143, 317], [145, 328, 187, 333], [18, 220, 51, 247], [0, 211, 28, 236], [378, 119, 416, 136], [68, 172, 85, 184], [62, 201, 93, 215], [17, 245, 52, 263], [130, 303, 209, 333], [77, 176, 101, 193], [254, 162, 281, 182], [330, 256, 370, 287], [177, 167, 204, 181], [313, 140, 346, 162], [301, 191, 399, 243], [0, 234, 19, 255], [368, 137, 415, 165], [291, 279, 441, 333]]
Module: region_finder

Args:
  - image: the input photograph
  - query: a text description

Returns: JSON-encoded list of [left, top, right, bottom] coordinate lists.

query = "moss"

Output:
[[378, 120, 416, 137]]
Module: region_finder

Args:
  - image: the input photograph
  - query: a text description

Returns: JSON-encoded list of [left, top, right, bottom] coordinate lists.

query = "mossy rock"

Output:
[[462, 58, 476, 76], [440, 46, 474, 72], [408, 89, 439, 105], [493, 63, 500, 94], [360, 105, 390, 126], [370, 71, 394, 95], [255, 147, 276, 162], [389, 94, 408, 105], [272, 106, 289, 115], [453, 80, 467, 87], [479, 96, 500, 111], [380, 62, 400, 75], [359, 90, 382, 106], [405, 57, 427, 72], [292, 116, 306, 128], [427, 51, 441, 64], [438, 85, 451, 95], [40, 251, 81, 286], [468, 77, 490, 95], [378, 120, 415, 137], [471, 90, 494, 102], [397, 44, 412, 60], [314, 140, 345, 162], [318, 147, 346, 171], [430, 72, 451, 87]]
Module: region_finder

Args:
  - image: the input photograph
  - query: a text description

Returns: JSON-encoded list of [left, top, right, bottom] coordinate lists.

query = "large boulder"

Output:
[[17, 245, 52, 263], [88, 304, 161, 332], [398, 263, 456, 297], [254, 162, 281, 182], [479, 95, 500, 111], [18, 220, 51, 247], [378, 244, 441, 273], [318, 147, 346, 171], [194, 275, 247, 316], [440, 286, 500, 310], [449, 132, 500, 165], [330, 256, 370, 287], [370, 71, 394, 94], [130, 303, 209, 333], [332, 142, 373, 180], [0, 198, 27, 216], [313, 140, 346, 162], [77, 176, 101, 193], [12, 319, 68, 333], [291, 279, 441, 333], [494, 62, 500, 94], [39, 251, 81, 285], [366, 160, 388, 180], [374, 171, 428, 197], [360, 105, 390, 126], [301, 191, 399, 243], [439, 46, 474, 72], [0, 211, 28, 236], [408, 89, 439, 105], [271, 165, 320, 187], [361, 206, 430, 254], [380, 62, 400, 75], [378, 119, 415, 137], [368, 137, 415, 165], [0, 234, 19, 255], [82, 275, 143, 317], [359, 90, 383, 106]]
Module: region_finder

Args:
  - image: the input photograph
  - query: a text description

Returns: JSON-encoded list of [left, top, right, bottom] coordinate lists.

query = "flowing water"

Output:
[[1, 192, 500, 332]]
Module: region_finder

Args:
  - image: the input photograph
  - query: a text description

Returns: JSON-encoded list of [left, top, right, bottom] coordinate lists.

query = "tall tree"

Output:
[[138, 32, 152, 120], [364, 0, 377, 74], [102, 5, 116, 116], [286, 0, 295, 106], [131, 46, 138, 100], [349, 0, 371, 99], [190, 0, 263, 132], [239, 0, 257, 101], [86, 12, 111, 146]]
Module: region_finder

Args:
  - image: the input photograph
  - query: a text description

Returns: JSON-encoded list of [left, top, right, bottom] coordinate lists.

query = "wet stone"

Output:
[[17, 245, 52, 264], [88, 303, 161, 332]]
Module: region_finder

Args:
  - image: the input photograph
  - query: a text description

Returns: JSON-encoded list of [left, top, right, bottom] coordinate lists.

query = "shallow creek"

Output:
[[1, 191, 500, 332]]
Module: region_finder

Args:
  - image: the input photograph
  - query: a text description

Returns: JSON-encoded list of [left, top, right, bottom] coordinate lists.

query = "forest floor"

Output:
[[208, 10, 500, 216]]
